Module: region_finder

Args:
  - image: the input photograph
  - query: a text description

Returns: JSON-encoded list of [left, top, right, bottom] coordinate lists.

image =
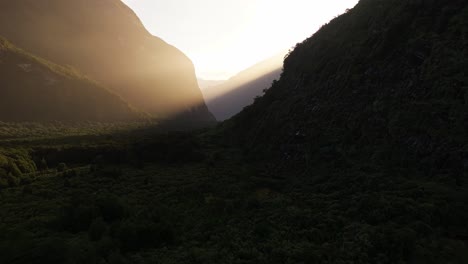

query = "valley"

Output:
[[0, 0, 467, 263]]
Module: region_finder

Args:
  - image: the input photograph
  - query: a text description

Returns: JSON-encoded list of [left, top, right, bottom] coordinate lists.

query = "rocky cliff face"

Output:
[[0, 0, 215, 123], [230, 0, 467, 174], [0, 37, 139, 121]]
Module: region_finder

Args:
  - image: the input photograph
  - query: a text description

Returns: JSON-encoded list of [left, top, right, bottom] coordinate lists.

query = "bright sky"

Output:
[[122, 0, 359, 80]]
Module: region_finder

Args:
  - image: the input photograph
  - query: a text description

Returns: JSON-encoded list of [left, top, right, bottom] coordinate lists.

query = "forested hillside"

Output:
[[231, 0, 468, 173], [0, 0, 214, 123], [0, 37, 139, 121]]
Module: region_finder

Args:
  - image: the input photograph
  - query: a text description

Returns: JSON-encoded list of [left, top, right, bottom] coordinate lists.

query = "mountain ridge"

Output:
[[0, 36, 141, 121], [230, 0, 468, 170], [0, 0, 215, 123], [203, 52, 285, 120]]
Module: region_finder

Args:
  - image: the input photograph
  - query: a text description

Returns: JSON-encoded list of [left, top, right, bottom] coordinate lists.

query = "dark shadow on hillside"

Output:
[[205, 68, 283, 121]]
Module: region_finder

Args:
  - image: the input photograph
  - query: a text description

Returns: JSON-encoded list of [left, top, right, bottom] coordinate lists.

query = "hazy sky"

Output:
[[122, 0, 359, 80]]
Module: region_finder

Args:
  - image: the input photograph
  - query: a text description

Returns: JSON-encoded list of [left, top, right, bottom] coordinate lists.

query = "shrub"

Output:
[[117, 219, 174, 252], [14, 156, 36, 174], [0, 154, 8, 167], [19, 174, 34, 185], [22, 185, 33, 195], [97, 195, 126, 222], [8, 161, 22, 177], [0, 177, 8, 188], [88, 218, 107, 241], [60, 201, 99, 233], [64, 169, 78, 178], [97, 167, 123, 178], [107, 251, 126, 264], [36, 157, 48, 170], [57, 163, 67, 172], [0, 168, 7, 178], [6, 173, 19, 187]]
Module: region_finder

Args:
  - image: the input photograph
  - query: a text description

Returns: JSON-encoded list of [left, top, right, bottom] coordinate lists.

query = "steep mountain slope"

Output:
[[0, 37, 139, 121], [203, 53, 284, 120], [0, 1, 467, 263], [231, 0, 468, 170], [0, 0, 214, 123], [197, 79, 225, 90], [219, 0, 468, 262]]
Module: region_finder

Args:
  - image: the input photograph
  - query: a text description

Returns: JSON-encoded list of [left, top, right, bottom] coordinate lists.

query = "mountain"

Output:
[[0, 37, 139, 121], [231, 0, 468, 172], [202, 52, 285, 121], [197, 79, 225, 90], [0, 1, 467, 263], [218, 0, 468, 261], [0, 0, 214, 123]]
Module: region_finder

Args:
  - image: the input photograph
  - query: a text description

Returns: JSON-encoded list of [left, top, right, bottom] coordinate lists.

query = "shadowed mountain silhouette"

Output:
[[0, 37, 140, 121], [202, 52, 285, 120], [230, 0, 468, 173], [0, 0, 214, 123]]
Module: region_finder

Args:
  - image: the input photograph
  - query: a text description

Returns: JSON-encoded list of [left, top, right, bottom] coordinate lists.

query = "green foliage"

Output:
[[57, 163, 67, 172], [0, 121, 150, 142], [0, 154, 8, 167], [59, 196, 99, 232], [97, 194, 126, 223], [88, 218, 107, 242], [0, 227, 69, 264], [116, 219, 174, 252], [133, 132, 205, 164]]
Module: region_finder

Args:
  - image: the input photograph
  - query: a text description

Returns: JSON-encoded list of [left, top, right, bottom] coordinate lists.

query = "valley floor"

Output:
[[0, 123, 467, 264]]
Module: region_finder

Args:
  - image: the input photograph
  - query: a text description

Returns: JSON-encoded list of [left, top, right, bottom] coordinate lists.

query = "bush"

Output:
[[97, 195, 126, 223], [0, 233, 68, 264], [97, 167, 123, 179], [57, 163, 67, 172], [6, 173, 19, 187], [0, 176, 9, 188], [64, 169, 78, 178], [22, 185, 33, 195], [88, 218, 107, 241], [60, 200, 99, 233], [36, 157, 48, 170], [14, 156, 36, 174], [117, 219, 174, 252], [107, 251, 126, 264], [0, 154, 8, 167], [8, 161, 22, 177], [20, 174, 34, 185]]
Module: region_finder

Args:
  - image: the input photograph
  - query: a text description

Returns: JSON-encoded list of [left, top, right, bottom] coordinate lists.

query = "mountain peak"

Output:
[[0, 0, 215, 123]]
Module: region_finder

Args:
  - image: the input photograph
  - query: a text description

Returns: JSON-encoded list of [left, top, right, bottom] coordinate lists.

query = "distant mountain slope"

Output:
[[0, 37, 139, 121], [203, 53, 284, 120], [231, 0, 468, 169], [197, 79, 225, 90], [0, 0, 214, 123]]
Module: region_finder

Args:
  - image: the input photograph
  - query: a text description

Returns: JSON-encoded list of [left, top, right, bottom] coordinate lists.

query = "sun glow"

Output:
[[122, 0, 359, 80]]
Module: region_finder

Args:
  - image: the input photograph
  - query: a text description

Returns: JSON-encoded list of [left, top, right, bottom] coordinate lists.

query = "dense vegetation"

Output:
[[0, 0, 467, 263], [0, 122, 467, 263]]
